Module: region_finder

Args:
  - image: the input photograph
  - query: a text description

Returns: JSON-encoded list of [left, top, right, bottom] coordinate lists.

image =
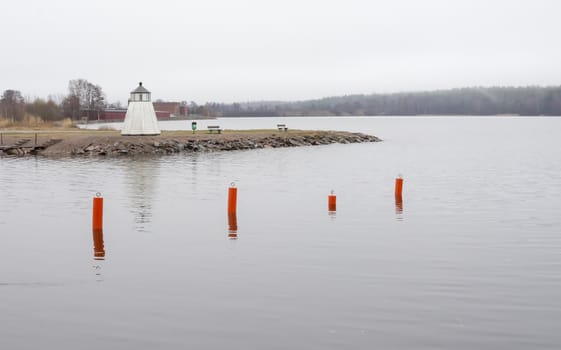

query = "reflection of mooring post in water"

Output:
[[395, 196, 404, 215], [228, 212, 238, 239], [92, 229, 106, 260]]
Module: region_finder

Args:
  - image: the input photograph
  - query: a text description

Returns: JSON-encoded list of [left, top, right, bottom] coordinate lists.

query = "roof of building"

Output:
[[131, 82, 150, 94]]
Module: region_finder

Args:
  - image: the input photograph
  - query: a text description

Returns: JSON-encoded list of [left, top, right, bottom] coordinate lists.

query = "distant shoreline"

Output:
[[77, 114, 560, 125]]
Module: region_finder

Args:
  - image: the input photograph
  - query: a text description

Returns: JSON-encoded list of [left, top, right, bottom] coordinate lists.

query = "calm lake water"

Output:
[[2, 116, 561, 349]]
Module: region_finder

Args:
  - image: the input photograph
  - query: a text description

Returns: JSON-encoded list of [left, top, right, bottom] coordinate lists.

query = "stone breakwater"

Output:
[[70, 132, 380, 156], [1, 130, 381, 157]]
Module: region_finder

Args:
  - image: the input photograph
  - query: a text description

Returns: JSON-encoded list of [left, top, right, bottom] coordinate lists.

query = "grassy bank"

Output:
[[0, 116, 76, 130]]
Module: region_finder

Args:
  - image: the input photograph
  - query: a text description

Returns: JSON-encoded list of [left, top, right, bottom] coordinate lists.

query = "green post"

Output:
[[191, 121, 197, 134]]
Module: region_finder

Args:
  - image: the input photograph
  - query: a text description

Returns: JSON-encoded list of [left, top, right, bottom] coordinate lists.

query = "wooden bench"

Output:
[[277, 124, 288, 131], [207, 125, 222, 134]]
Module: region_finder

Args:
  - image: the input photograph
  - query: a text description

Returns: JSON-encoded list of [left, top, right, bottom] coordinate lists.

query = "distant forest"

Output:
[[2, 84, 561, 123], [207, 86, 561, 117]]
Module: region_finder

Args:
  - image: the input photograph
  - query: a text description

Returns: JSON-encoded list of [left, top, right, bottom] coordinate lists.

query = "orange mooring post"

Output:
[[328, 191, 337, 212], [92, 192, 104, 230], [228, 183, 237, 214], [395, 176, 404, 198]]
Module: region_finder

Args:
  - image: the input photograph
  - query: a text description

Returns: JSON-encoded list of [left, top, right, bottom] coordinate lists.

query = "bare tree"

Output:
[[0, 89, 25, 122], [65, 79, 106, 120], [107, 100, 123, 109], [26, 98, 63, 121], [62, 94, 81, 119]]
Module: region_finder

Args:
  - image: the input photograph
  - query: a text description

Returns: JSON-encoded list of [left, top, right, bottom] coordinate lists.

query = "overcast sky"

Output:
[[1, 0, 560, 103]]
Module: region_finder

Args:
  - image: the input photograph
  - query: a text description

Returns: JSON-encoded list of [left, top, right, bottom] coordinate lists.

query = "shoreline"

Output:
[[0, 129, 381, 157]]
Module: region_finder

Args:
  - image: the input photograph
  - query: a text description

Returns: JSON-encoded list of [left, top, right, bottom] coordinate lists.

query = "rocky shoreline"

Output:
[[0, 130, 381, 157]]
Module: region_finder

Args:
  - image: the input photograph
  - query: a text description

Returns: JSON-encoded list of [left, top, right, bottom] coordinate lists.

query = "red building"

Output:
[[152, 102, 189, 117], [82, 106, 173, 122]]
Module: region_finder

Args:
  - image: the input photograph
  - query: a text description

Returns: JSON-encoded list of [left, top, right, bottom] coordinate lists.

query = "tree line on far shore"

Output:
[[0, 79, 202, 123], [2, 83, 561, 123], [0, 79, 109, 123], [212, 86, 561, 117]]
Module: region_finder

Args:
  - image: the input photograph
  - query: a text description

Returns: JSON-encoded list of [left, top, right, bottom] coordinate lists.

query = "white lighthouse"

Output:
[[121, 82, 161, 136]]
